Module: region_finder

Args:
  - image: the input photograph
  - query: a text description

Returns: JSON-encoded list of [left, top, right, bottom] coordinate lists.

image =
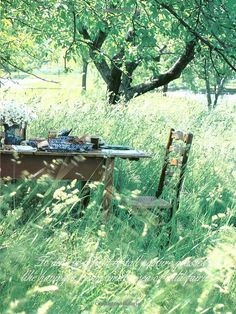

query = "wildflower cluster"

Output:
[[0, 101, 37, 127]]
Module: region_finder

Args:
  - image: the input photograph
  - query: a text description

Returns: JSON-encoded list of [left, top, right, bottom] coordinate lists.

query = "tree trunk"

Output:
[[82, 59, 88, 91], [205, 76, 212, 110], [119, 61, 140, 102], [107, 50, 124, 104], [107, 73, 122, 104], [212, 76, 226, 109], [163, 84, 168, 96], [204, 59, 212, 110]]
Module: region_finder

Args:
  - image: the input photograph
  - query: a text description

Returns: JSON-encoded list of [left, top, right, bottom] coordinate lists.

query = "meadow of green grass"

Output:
[[0, 73, 236, 314]]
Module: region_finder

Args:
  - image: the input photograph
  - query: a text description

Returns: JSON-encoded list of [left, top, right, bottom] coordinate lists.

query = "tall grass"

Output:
[[0, 78, 235, 313]]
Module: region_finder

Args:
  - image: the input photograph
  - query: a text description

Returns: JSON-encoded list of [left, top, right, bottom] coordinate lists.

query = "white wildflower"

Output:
[[0, 101, 37, 126]]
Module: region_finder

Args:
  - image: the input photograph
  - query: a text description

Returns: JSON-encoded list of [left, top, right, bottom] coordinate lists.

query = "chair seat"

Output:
[[128, 196, 171, 209]]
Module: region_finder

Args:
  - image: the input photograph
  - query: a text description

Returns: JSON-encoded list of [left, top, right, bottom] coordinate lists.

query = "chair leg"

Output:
[[154, 207, 175, 247], [164, 206, 178, 245]]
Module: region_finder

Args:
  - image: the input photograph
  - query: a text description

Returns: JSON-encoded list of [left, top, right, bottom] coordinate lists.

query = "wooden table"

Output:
[[0, 149, 150, 212]]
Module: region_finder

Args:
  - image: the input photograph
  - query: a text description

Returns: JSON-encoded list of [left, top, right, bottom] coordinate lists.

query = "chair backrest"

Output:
[[156, 128, 193, 213]]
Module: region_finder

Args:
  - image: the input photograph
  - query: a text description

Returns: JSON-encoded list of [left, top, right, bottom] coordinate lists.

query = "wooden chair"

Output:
[[126, 128, 193, 226]]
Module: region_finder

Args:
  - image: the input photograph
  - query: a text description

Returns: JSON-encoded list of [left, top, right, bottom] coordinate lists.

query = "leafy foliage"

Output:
[[1, 0, 236, 103]]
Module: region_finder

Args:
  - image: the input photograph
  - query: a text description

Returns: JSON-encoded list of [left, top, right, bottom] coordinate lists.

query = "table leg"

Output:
[[102, 158, 115, 215], [81, 180, 90, 209]]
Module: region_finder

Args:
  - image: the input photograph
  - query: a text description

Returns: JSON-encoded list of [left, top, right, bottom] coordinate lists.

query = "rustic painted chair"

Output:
[[126, 128, 193, 228]]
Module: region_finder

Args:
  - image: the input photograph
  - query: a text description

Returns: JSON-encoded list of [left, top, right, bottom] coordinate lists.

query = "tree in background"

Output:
[[203, 58, 232, 110], [182, 49, 233, 110]]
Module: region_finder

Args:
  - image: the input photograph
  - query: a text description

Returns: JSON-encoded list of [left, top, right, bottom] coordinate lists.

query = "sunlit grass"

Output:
[[0, 74, 235, 313]]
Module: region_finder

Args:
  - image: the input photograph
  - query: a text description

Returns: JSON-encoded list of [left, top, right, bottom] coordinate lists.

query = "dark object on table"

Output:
[[91, 137, 100, 149], [26, 140, 38, 148], [58, 129, 72, 137], [100, 144, 131, 150]]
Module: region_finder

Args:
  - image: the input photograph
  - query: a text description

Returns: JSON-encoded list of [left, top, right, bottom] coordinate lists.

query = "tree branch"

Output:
[[155, 1, 236, 72], [78, 26, 112, 84], [0, 55, 59, 83], [126, 40, 197, 99], [94, 30, 108, 49]]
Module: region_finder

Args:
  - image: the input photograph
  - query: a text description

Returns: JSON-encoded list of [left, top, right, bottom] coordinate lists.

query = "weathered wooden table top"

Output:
[[0, 149, 151, 159]]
